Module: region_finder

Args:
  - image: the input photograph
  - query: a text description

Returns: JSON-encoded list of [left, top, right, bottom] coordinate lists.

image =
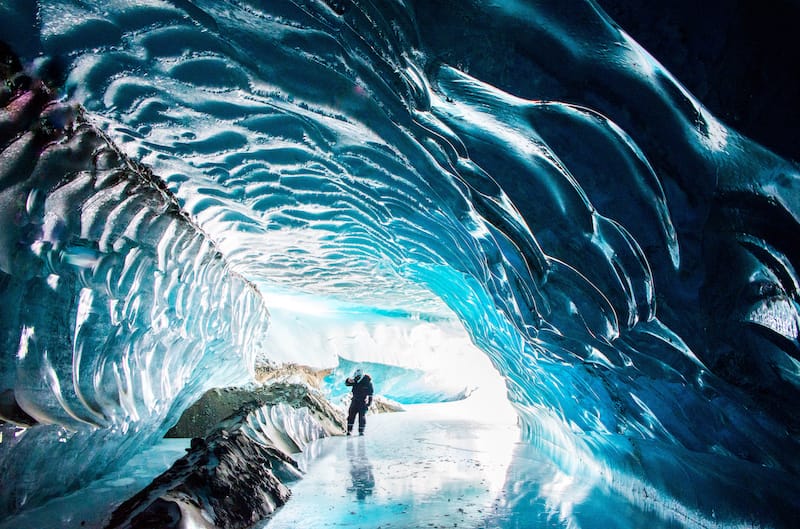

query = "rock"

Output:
[[166, 381, 345, 439], [370, 395, 405, 414], [110, 364, 403, 528], [106, 401, 303, 529]]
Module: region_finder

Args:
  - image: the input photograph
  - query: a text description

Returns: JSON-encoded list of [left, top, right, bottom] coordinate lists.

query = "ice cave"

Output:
[[1, 1, 799, 528]]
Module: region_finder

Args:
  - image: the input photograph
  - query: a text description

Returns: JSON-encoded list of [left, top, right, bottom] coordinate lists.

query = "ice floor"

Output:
[[3, 390, 793, 528], [261, 392, 521, 529], [261, 392, 789, 529], [0, 438, 190, 529]]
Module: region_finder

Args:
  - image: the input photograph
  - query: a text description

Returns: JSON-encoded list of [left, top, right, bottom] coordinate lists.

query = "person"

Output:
[[345, 368, 373, 436]]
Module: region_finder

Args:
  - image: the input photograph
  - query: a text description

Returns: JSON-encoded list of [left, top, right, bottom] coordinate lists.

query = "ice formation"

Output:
[[1, 0, 799, 527], [105, 401, 326, 529], [323, 356, 475, 405]]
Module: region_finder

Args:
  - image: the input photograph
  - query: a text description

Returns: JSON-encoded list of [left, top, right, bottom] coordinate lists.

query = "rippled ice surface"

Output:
[[2, 0, 800, 524]]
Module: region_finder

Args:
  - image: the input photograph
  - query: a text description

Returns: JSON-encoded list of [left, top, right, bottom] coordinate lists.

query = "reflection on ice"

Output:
[[346, 439, 375, 501], [1, 0, 799, 523], [489, 439, 800, 529], [266, 387, 800, 529], [262, 390, 519, 529]]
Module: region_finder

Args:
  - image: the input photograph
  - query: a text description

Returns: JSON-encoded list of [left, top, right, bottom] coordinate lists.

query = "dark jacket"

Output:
[[346, 374, 374, 409]]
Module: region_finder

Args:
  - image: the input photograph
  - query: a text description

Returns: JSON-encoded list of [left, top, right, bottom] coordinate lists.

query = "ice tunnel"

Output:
[[1, 0, 799, 527]]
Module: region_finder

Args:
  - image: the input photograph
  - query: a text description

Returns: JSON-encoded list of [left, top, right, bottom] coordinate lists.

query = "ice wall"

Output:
[[0, 42, 269, 513], [1, 0, 799, 524]]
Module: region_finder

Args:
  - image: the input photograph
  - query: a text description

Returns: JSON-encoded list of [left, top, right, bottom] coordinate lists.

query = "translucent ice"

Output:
[[1, 0, 799, 526], [0, 49, 269, 513], [323, 356, 477, 405]]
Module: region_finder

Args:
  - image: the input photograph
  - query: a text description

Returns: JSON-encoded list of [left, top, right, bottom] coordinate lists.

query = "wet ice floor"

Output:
[[0, 437, 190, 529], [260, 392, 787, 529], [0, 394, 519, 529], [261, 393, 521, 529], [5, 390, 791, 529]]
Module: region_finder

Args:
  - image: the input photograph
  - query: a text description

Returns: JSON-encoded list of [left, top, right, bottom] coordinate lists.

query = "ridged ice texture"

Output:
[[0, 63, 269, 512], [242, 402, 328, 458], [1, 0, 800, 522]]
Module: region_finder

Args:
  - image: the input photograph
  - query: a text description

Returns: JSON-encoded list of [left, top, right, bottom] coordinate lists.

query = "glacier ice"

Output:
[[261, 396, 521, 529], [0, 0, 799, 527], [105, 399, 337, 529], [0, 37, 269, 514], [323, 356, 477, 405]]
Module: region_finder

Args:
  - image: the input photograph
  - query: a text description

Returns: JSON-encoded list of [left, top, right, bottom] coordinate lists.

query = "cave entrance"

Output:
[[259, 287, 518, 426], [253, 288, 522, 527]]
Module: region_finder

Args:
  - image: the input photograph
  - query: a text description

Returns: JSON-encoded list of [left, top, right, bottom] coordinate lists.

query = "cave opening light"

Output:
[[257, 284, 519, 427]]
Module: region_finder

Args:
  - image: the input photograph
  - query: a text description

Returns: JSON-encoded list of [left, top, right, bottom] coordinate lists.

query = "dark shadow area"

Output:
[[597, 0, 800, 162]]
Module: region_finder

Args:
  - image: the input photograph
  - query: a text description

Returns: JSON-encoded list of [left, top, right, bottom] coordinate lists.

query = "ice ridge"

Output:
[[0, 0, 798, 524]]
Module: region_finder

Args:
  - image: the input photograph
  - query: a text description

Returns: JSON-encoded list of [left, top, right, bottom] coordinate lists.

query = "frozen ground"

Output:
[[0, 438, 190, 529], [3, 387, 785, 529], [261, 390, 759, 529], [261, 390, 521, 529]]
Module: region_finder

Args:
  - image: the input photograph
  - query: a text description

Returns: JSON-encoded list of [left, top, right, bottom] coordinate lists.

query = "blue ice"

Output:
[[1, 0, 799, 527], [262, 393, 521, 529]]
